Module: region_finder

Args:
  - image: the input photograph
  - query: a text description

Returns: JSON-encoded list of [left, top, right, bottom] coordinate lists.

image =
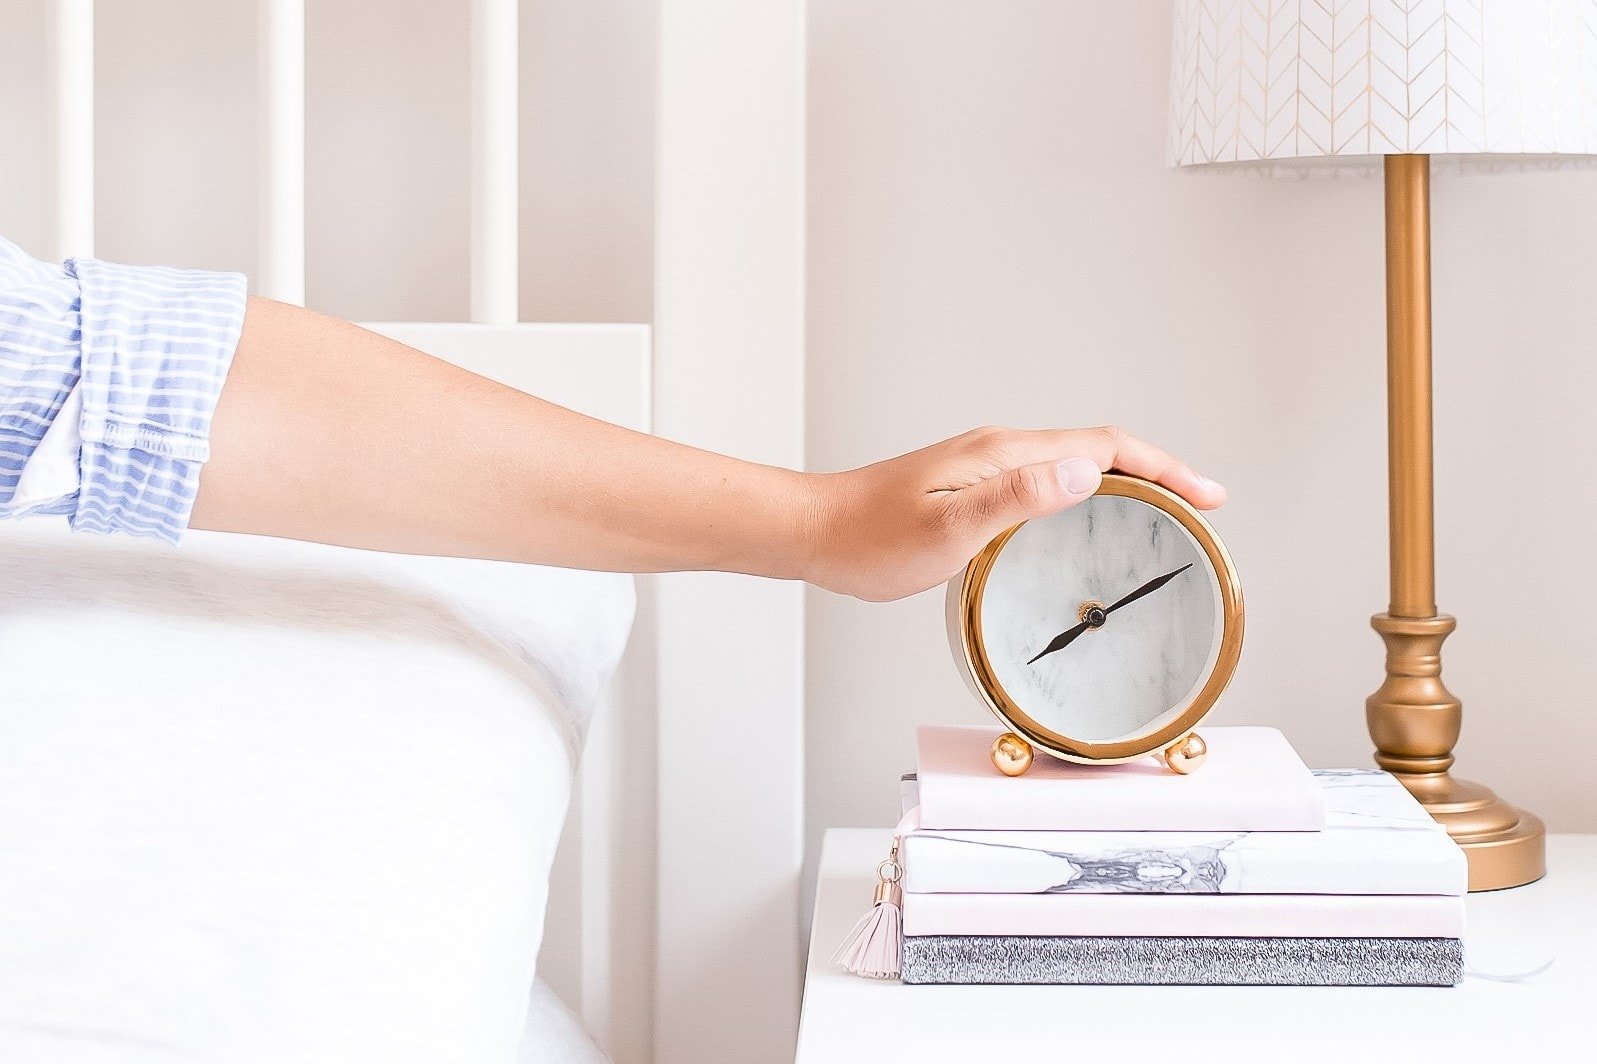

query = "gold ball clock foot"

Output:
[[1163, 732, 1206, 774], [1368, 612, 1547, 891], [990, 732, 1034, 777]]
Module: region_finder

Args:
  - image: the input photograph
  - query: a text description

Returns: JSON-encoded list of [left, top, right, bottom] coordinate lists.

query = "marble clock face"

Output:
[[977, 495, 1223, 743]]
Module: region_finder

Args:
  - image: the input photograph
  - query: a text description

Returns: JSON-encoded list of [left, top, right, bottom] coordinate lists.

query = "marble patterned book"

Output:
[[914, 725, 1324, 831], [901, 769, 1467, 896], [899, 935, 1464, 986], [901, 891, 1465, 938]]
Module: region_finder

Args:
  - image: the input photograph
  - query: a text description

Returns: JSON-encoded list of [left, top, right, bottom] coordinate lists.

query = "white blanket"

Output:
[[0, 519, 633, 1063]]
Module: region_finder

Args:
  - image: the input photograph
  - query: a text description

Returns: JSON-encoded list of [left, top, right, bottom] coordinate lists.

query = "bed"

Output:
[[0, 517, 631, 1063], [13, 2, 807, 1061]]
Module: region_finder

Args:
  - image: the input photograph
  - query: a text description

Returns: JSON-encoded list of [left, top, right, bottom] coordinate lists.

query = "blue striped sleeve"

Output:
[[0, 237, 247, 543]]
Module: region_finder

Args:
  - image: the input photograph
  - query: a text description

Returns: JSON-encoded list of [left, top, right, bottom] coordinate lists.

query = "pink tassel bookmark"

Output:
[[833, 808, 918, 980]]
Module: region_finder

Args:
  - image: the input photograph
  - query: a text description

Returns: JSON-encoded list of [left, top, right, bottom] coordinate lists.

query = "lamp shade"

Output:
[[1169, 0, 1597, 166]]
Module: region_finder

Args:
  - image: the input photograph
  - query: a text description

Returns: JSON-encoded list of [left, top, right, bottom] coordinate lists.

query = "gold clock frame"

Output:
[[948, 473, 1245, 773]]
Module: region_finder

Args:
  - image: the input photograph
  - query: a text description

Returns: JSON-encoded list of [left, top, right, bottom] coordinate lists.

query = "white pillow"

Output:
[[519, 980, 610, 1064], [0, 519, 633, 1063]]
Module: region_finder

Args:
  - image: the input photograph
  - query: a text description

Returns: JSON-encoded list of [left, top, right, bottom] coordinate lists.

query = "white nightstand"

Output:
[[798, 829, 1596, 1064]]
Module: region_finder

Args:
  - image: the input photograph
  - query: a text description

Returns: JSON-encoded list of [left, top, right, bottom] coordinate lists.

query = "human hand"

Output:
[[801, 426, 1225, 602]]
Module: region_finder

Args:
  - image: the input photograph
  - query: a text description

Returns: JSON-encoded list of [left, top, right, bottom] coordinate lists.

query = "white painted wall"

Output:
[[652, 4, 806, 1062]]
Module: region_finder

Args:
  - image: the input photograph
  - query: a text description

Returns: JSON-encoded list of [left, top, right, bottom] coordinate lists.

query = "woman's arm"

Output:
[[193, 298, 1224, 602]]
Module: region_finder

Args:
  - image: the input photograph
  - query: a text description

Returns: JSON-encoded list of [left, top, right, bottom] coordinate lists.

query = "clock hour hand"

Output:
[[1026, 620, 1090, 665], [1105, 562, 1194, 616]]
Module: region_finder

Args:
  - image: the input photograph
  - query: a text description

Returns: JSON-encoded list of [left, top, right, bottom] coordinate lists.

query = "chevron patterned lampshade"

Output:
[[1169, 0, 1597, 165]]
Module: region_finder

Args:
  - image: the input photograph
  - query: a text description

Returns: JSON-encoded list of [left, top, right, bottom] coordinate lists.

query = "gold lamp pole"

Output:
[[1367, 155, 1544, 891]]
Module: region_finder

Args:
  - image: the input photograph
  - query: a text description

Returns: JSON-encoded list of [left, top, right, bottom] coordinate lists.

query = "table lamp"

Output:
[[1170, 0, 1597, 890]]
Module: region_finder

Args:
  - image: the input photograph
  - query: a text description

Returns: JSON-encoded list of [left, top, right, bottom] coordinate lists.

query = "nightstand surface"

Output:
[[799, 828, 1596, 1064]]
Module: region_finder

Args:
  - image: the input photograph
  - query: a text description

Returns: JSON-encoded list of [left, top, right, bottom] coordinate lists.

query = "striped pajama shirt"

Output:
[[0, 236, 247, 543]]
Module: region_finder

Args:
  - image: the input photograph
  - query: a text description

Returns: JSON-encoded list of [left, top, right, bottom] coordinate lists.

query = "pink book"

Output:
[[901, 891, 1462, 938], [915, 725, 1324, 831]]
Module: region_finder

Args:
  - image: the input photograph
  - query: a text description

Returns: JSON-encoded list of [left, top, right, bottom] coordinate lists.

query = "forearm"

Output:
[[191, 298, 816, 577], [191, 298, 1222, 602]]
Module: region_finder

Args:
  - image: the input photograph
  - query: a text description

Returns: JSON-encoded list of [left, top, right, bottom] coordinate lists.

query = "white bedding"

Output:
[[0, 519, 633, 1063]]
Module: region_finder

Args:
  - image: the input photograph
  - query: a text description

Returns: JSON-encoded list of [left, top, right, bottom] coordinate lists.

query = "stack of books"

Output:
[[895, 725, 1466, 986]]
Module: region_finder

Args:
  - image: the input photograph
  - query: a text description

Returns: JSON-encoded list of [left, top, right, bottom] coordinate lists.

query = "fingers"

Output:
[[966, 425, 1226, 510], [955, 456, 1103, 531], [1086, 427, 1227, 510]]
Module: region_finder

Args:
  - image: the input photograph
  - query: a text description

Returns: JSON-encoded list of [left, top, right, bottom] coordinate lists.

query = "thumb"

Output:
[[956, 456, 1102, 531]]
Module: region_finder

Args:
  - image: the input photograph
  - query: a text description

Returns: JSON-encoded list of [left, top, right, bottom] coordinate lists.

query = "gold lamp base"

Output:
[[1371, 156, 1547, 892], [1411, 778, 1545, 892], [1366, 612, 1544, 889], [1365, 614, 1544, 889]]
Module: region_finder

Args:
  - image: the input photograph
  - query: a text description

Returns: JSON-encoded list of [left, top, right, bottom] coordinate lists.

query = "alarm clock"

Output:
[[945, 473, 1243, 776]]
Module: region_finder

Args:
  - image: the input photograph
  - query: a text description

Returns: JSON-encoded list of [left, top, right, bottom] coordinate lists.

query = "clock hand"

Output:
[[1026, 620, 1091, 665], [1104, 562, 1194, 616], [1029, 564, 1194, 666]]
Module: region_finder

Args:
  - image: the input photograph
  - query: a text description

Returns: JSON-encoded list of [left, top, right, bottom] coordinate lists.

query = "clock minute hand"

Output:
[[1105, 562, 1194, 616], [1026, 620, 1090, 665], [1029, 564, 1195, 666]]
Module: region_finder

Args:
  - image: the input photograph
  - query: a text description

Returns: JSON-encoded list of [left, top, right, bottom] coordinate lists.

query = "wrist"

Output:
[[698, 464, 834, 584], [783, 469, 854, 590], [788, 470, 836, 585]]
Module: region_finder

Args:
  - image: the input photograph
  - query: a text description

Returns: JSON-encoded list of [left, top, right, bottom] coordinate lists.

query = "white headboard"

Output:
[[40, 3, 808, 1062], [367, 321, 655, 1061]]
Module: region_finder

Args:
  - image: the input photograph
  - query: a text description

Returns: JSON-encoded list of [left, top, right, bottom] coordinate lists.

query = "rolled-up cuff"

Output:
[[66, 258, 247, 543]]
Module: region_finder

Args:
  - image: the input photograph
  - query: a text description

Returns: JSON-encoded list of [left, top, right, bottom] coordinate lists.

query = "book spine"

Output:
[[900, 936, 1463, 986]]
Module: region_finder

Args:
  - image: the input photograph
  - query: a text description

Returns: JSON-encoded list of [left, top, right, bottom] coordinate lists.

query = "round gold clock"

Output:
[[945, 473, 1244, 776]]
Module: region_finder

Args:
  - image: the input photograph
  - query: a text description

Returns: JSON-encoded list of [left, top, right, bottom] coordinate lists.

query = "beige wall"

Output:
[[805, 0, 1597, 887], [0, 0, 653, 323], [3, 1, 1593, 890]]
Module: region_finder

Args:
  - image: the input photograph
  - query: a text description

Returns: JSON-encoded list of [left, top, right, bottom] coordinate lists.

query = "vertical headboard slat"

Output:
[[470, 0, 519, 324], [257, 0, 305, 305], [53, 0, 95, 262]]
